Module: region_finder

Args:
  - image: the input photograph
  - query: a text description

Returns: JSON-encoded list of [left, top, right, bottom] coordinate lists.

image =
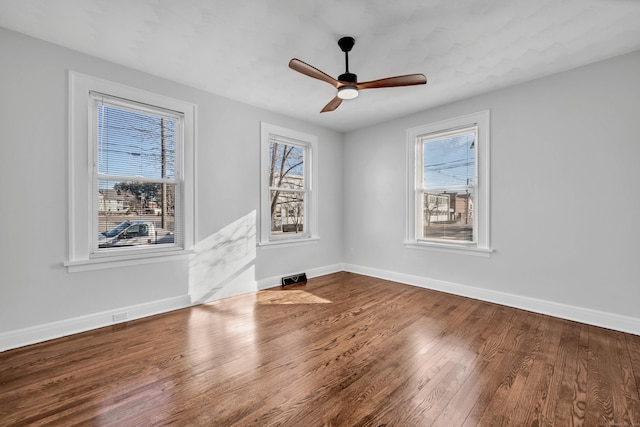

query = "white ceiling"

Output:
[[1, 0, 639, 132]]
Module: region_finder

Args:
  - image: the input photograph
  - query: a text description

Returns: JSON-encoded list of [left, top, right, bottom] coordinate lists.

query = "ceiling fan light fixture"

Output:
[[337, 85, 358, 100]]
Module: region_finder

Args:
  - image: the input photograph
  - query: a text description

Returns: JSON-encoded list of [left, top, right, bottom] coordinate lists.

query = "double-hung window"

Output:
[[406, 111, 491, 256], [418, 126, 477, 243], [260, 122, 318, 245], [92, 93, 183, 252], [67, 71, 195, 271]]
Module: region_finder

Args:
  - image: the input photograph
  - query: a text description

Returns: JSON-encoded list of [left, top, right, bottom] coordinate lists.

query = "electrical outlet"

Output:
[[112, 312, 128, 322]]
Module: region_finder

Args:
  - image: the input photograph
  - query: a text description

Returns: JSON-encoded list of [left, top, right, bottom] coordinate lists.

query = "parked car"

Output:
[[98, 220, 158, 248]]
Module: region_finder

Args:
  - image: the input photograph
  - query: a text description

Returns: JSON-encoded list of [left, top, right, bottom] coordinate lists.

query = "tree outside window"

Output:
[[268, 141, 305, 235]]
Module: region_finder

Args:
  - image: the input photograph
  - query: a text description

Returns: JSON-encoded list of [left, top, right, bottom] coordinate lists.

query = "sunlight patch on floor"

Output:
[[257, 290, 332, 305]]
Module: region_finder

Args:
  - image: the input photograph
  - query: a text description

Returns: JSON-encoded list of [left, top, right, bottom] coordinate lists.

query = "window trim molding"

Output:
[[405, 110, 492, 255], [67, 70, 196, 271], [259, 122, 318, 246]]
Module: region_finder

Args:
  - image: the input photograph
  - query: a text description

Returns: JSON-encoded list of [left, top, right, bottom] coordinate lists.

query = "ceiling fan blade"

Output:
[[321, 96, 343, 113], [289, 58, 340, 88], [356, 74, 427, 90]]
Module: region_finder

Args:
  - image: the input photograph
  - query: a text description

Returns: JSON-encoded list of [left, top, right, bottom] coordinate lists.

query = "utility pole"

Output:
[[161, 118, 167, 230]]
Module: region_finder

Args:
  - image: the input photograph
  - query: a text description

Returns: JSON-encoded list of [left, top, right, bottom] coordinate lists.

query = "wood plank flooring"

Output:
[[1, 272, 639, 426]]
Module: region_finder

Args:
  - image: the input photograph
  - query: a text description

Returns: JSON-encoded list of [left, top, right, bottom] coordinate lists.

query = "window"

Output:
[[260, 122, 318, 245], [419, 126, 477, 243], [92, 93, 181, 252], [67, 71, 195, 271], [406, 111, 491, 256]]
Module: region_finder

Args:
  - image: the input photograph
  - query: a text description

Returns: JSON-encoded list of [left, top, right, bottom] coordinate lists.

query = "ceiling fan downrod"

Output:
[[338, 36, 357, 83]]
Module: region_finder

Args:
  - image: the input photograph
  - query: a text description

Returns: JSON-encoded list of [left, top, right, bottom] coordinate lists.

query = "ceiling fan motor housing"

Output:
[[338, 72, 357, 83]]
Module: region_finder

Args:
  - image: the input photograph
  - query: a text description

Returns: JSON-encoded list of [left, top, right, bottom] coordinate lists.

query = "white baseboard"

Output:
[[343, 263, 640, 336], [0, 295, 191, 352], [257, 263, 344, 290], [0, 264, 345, 352], [4, 262, 637, 353]]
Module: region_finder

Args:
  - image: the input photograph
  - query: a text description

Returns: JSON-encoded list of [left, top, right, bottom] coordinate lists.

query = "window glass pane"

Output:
[[270, 190, 304, 236], [423, 131, 475, 188], [421, 189, 474, 242], [268, 141, 305, 188], [98, 179, 175, 248], [97, 103, 176, 179]]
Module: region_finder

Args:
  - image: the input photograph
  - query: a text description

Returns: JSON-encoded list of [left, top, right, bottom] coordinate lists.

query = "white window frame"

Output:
[[259, 122, 318, 247], [66, 71, 196, 272], [405, 110, 492, 257]]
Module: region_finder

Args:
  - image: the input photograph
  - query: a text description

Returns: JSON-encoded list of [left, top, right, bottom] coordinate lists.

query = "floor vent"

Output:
[[281, 273, 307, 286]]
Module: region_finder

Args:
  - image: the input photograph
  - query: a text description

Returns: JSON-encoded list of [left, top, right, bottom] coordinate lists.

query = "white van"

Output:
[[98, 220, 157, 248]]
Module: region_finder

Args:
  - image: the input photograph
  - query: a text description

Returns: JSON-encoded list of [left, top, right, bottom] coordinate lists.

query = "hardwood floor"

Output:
[[1, 272, 639, 426]]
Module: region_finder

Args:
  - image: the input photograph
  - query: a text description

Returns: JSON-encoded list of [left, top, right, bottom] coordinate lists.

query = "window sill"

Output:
[[258, 236, 320, 249], [404, 240, 493, 257], [65, 249, 193, 272]]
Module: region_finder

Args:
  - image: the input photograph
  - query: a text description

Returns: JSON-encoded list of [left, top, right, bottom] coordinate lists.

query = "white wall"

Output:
[[343, 50, 640, 331], [1, 25, 638, 350], [0, 28, 344, 347]]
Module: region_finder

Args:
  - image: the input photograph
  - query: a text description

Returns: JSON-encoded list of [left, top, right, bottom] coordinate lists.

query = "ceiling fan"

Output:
[[289, 36, 427, 113]]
